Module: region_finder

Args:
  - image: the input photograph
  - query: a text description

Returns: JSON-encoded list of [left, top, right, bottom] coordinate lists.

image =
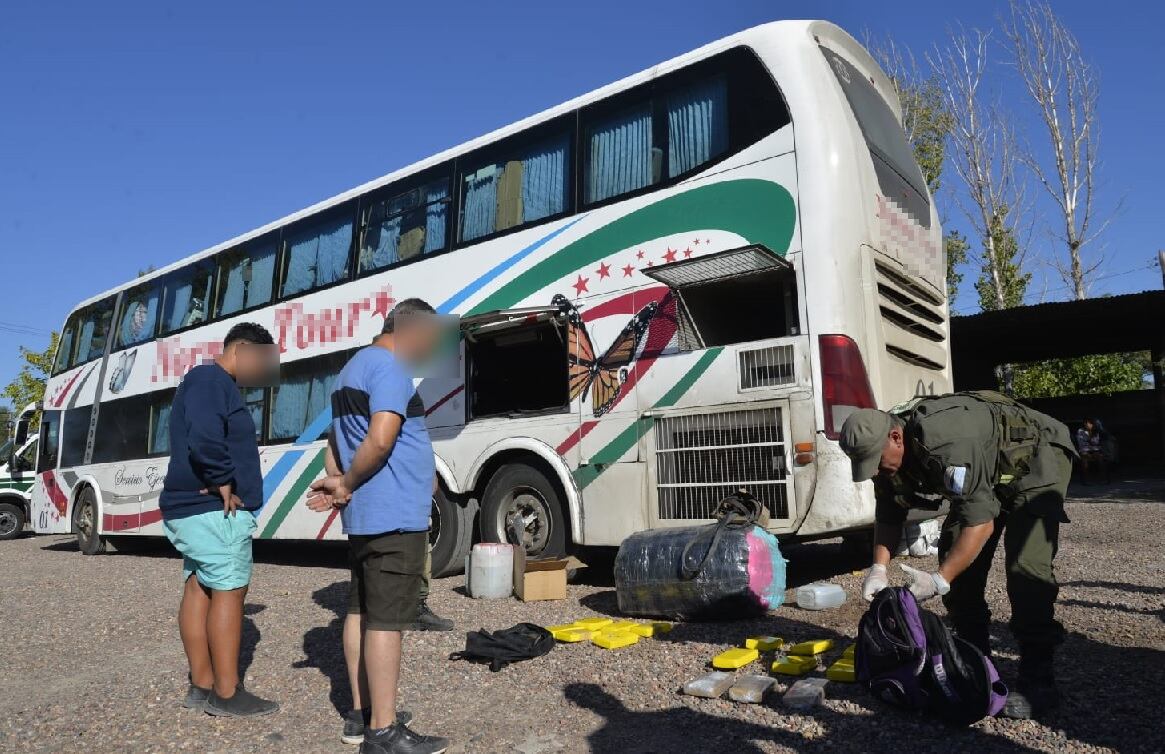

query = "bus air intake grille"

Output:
[[654, 407, 790, 521], [738, 345, 795, 390]]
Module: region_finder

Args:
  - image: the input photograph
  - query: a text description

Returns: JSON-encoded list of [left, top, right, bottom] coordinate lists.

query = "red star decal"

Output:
[[572, 275, 589, 295], [662, 248, 677, 264], [683, 248, 693, 258], [622, 264, 635, 277], [636, 249, 645, 260], [705, 238, 711, 245], [596, 262, 611, 280], [693, 238, 701, 246], [645, 260, 654, 268], [371, 290, 396, 318]]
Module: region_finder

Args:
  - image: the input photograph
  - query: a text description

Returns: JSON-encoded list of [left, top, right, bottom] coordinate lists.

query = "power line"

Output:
[[0, 321, 51, 337]]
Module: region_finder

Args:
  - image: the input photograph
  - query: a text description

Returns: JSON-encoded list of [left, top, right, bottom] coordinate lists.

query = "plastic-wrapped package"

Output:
[[613, 522, 786, 620]]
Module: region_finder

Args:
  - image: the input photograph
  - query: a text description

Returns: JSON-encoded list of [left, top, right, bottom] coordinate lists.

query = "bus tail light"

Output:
[[819, 334, 876, 441], [793, 441, 815, 465]]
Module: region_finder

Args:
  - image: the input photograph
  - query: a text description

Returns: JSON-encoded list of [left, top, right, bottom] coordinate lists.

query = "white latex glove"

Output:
[[862, 563, 889, 602], [899, 563, 950, 602]]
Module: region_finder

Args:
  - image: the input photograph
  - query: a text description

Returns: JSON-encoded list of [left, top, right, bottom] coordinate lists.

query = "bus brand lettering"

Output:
[[273, 286, 395, 353], [113, 465, 164, 489], [153, 339, 223, 382]]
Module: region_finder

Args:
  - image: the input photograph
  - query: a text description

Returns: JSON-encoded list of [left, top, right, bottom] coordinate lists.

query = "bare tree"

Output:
[[929, 26, 1030, 313], [1003, 0, 1107, 300]]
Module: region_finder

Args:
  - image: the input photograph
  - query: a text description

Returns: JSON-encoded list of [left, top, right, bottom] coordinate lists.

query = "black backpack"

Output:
[[855, 587, 1008, 726], [449, 623, 555, 672]]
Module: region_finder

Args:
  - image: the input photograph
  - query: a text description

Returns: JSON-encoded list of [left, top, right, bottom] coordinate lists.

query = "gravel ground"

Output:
[[1, 478, 1162, 754]]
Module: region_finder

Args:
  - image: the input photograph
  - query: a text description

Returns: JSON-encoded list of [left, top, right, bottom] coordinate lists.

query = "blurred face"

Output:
[[232, 342, 279, 387], [877, 426, 906, 476], [393, 314, 443, 366]]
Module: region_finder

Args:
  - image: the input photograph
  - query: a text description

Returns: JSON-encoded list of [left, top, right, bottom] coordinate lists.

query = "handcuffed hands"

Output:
[[899, 563, 950, 602], [862, 563, 889, 602]]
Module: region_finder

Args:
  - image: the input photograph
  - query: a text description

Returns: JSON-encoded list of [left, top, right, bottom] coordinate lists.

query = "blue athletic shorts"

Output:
[[163, 509, 257, 591]]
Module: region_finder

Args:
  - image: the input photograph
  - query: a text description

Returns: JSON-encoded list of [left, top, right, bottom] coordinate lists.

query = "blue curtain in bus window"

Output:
[[586, 103, 653, 203], [667, 76, 728, 177], [220, 245, 276, 316], [243, 387, 264, 438], [118, 290, 160, 348], [150, 402, 171, 454], [362, 211, 401, 272], [77, 319, 95, 363], [284, 217, 353, 296], [521, 136, 568, 223], [270, 371, 336, 440], [424, 182, 448, 253], [461, 167, 498, 243]]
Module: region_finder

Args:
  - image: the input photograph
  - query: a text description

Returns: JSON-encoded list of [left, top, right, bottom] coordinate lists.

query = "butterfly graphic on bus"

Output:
[[551, 294, 658, 418]]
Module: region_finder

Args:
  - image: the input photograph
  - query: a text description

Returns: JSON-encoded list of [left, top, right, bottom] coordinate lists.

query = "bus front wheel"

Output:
[[73, 487, 104, 555], [0, 501, 25, 541], [479, 464, 567, 559]]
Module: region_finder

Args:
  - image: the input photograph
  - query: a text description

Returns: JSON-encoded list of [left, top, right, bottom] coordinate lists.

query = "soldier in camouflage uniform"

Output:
[[839, 391, 1076, 720]]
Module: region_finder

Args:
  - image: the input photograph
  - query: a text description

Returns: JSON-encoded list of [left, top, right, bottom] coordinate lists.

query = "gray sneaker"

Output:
[[360, 722, 448, 754], [342, 708, 414, 745], [182, 684, 211, 710], [205, 685, 280, 717]]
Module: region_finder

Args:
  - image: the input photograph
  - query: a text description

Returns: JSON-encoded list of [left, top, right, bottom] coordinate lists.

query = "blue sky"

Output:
[[1, 0, 1161, 397]]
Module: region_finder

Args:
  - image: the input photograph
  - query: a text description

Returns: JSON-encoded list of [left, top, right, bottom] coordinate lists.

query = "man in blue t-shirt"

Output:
[[160, 322, 279, 718], [307, 299, 448, 754]]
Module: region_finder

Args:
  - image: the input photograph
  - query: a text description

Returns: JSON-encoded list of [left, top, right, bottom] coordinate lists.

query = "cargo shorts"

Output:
[[347, 530, 427, 631]]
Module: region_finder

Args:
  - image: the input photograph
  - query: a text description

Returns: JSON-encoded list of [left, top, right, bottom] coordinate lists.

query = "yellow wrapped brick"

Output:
[[772, 655, 817, 676], [552, 627, 593, 643], [842, 644, 856, 659], [592, 631, 639, 649], [651, 621, 674, 634], [604, 620, 640, 633], [545, 623, 579, 634], [826, 659, 856, 682], [575, 617, 614, 630], [627, 624, 655, 638], [712, 647, 759, 669], [744, 636, 784, 651], [788, 639, 834, 656]]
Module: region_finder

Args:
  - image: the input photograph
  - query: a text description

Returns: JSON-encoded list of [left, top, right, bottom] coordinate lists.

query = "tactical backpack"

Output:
[[449, 623, 554, 672], [855, 587, 1008, 726]]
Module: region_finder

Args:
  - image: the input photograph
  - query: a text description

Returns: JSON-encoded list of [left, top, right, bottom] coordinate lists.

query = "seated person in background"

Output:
[[1075, 417, 1106, 485]]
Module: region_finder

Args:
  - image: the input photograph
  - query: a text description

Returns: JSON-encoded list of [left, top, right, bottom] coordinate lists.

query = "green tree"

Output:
[[975, 209, 1030, 311], [944, 231, 969, 301], [3, 332, 59, 428], [1012, 352, 1150, 398]]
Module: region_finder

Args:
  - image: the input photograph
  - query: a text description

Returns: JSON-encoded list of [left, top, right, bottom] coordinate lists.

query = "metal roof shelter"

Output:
[[951, 290, 1165, 462]]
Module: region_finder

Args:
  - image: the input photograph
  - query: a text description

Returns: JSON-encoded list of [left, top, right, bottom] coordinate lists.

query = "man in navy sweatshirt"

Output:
[[161, 322, 279, 718]]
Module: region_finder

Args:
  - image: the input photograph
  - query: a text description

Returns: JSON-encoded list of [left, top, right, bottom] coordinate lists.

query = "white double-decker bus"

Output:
[[20, 20, 948, 575]]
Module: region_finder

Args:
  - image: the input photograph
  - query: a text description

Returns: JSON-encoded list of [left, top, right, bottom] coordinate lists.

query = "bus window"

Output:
[[15, 438, 38, 474], [60, 406, 92, 467], [585, 101, 659, 204], [54, 315, 79, 374], [666, 75, 729, 178], [459, 130, 571, 243], [161, 261, 215, 334], [359, 178, 451, 274], [819, 46, 930, 227], [75, 301, 114, 365], [116, 281, 162, 349], [268, 357, 341, 442], [216, 241, 277, 318], [243, 387, 265, 439], [37, 411, 60, 471], [93, 395, 150, 463], [148, 393, 174, 455], [281, 213, 354, 298]]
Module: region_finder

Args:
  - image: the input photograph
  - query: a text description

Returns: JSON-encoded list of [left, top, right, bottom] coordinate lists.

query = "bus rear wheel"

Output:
[[429, 487, 475, 578], [0, 501, 25, 540], [73, 487, 104, 555], [479, 464, 567, 559]]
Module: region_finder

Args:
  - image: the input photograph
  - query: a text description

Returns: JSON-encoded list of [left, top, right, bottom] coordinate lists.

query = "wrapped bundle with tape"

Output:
[[613, 491, 786, 620]]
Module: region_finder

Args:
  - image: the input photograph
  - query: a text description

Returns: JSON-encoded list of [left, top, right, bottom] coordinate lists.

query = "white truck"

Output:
[[0, 405, 38, 540]]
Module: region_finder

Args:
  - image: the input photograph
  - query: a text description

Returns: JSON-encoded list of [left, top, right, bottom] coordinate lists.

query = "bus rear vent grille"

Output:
[[738, 344, 795, 389], [655, 407, 790, 521]]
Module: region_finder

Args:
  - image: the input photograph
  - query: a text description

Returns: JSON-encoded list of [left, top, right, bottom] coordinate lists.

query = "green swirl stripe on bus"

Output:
[[259, 448, 326, 539], [467, 179, 796, 315]]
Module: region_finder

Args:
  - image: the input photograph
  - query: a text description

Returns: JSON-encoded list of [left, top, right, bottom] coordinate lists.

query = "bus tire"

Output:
[[479, 464, 567, 559], [429, 487, 474, 578], [0, 501, 25, 541], [73, 487, 105, 555]]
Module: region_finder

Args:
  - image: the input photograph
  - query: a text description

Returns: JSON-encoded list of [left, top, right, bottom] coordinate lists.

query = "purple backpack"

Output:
[[855, 587, 1008, 726]]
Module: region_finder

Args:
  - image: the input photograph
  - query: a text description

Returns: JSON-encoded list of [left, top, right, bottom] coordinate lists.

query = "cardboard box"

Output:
[[512, 549, 581, 601]]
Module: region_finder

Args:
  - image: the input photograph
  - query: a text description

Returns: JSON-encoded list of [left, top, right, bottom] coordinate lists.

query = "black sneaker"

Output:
[[342, 708, 414, 745], [182, 683, 211, 710], [412, 601, 453, 632], [361, 722, 448, 754], [205, 685, 280, 717], [1001, 679, 1061, 720]]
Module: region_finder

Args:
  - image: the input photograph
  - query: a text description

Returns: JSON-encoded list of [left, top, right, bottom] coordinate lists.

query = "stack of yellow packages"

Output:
[[544, 618, 673, 650], [825, 643, 856, 682]]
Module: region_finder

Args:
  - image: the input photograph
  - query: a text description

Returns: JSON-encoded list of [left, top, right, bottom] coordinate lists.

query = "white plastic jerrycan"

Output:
[[465, 543, 514, 599]]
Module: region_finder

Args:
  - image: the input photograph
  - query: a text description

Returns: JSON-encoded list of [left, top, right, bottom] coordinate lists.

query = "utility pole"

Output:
[[1159, 250, 1165, 289]]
